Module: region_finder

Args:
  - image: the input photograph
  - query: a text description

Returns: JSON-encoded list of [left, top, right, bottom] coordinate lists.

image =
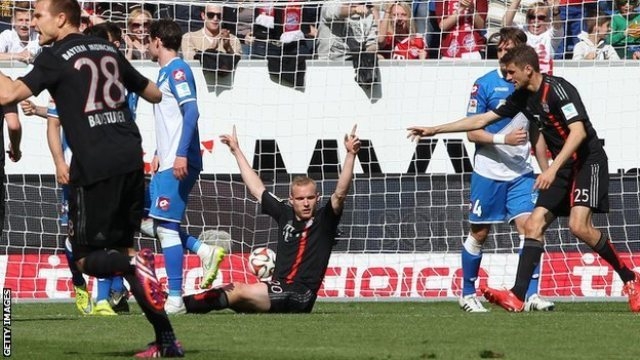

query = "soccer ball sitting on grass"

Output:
[[248, 247, 276, 279]]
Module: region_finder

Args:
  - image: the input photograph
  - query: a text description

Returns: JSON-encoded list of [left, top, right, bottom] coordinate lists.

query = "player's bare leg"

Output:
[[183, 282, 271, 313], [569, 206, 640, 312]]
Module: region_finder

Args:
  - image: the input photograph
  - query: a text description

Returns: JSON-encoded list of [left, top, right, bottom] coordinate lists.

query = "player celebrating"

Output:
[[407, 44, 640, 313], [0, 0, 183, 356], [459, 27, 554, 313], [181, 125, 360, 314], [143, 19, 225, 315]]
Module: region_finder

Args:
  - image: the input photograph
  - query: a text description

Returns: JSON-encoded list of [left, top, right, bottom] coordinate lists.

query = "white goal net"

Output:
[[1, 0, 639, 301]]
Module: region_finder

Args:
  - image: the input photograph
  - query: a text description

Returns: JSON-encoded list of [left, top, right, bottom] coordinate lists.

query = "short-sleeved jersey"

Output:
[[467, 69, 533, 181], [494, 74, 607, 166], [260, 190, 342, 293], [20, 33, 149, 186], [154, 57, 202, 172]]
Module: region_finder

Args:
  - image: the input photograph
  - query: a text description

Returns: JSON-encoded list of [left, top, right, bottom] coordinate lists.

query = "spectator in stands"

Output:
[[181, 4, 242, 62], [235, 1, 256, 58], [503, 0, 563, 74], [124, 7, 153, 60], [0, 0, 11, 32], [317, 1, 379, 61], [557, 0, 598, 59], [436, 0, 488, 59], [608, 0, 640, 59], [378, 2, 427, 59], [573, 15, 620, 59], [0, 1, 39, 63]]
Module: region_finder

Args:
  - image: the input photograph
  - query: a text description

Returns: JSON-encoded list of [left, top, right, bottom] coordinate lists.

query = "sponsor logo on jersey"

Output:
[[157, 197, 170, 211], [494, 86, 510, 92], [467, 99, 478, 113], [561, 103, 578, 119], [175, 82, 192, 98], [172, 69, 186, 82]]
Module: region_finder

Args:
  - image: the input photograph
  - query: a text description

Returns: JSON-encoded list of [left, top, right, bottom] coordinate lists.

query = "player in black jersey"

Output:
[[0, 0, 183, 356], [407, 44, 640, 313], [182, 124, 361, 314]]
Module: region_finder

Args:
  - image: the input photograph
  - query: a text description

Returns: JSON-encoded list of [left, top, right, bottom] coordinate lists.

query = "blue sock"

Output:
[[110, 276, 125, 293], [179, 231, 201, 253], [96, 278, 112, 302], [64, 238, 86, 287], [461, 247, 483, 297], [158, 222, 185, 298]]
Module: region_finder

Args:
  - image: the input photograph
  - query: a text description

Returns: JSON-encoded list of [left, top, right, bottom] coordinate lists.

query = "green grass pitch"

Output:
[[8, 301, 640, 359]]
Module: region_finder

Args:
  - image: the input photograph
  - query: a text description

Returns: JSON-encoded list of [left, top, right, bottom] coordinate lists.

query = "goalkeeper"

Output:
[[181, 125, 360, 313]]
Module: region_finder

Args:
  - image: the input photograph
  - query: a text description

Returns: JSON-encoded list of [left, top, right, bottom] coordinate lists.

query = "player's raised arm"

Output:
[[331, 124, 361, 214], [406, 111, 501, 142], [219, 125, 266, 201]]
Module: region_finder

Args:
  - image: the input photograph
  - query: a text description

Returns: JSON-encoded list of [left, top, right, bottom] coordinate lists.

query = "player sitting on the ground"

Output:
[[142, 19, 226, 315], [181, 124, 360, 314], [407, 44, 640, 313]]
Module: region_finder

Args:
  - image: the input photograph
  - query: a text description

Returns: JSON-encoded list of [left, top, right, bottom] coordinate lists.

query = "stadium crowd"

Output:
[[2, 0, 638, 66]]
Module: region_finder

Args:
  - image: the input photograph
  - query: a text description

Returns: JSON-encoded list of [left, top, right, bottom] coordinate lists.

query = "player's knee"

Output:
[[568, 219, 590, 240], [469, 225, 490, 242], [523, 216, 544, 238], [156, 223, 181, 248]]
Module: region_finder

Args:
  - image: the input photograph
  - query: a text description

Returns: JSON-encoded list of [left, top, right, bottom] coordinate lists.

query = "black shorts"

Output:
[[537, 160, 609, 217], [265, 280, 317, 313], [69, 169, 144, 260]]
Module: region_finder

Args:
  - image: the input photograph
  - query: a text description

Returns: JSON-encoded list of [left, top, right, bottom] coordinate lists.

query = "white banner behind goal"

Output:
[[2, 60, 639, 301]]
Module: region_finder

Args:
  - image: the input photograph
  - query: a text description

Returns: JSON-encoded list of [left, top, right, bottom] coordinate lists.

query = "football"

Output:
[[248, 247, 276, 279]]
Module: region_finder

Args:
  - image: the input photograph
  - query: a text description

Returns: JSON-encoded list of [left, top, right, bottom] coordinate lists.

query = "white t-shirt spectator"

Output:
[[0, 28, 40, 56]]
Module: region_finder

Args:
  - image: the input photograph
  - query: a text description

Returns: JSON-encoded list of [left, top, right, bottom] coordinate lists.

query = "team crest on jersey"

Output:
[[157, 196, 170, 211], [470, 84, 479, 96], [542, 101, 549, 113], [467, 99, 478, 113], [172, 69, 186, 82]]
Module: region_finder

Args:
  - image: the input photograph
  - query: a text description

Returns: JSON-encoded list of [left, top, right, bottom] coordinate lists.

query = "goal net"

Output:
[[1, 0, 639, 302]]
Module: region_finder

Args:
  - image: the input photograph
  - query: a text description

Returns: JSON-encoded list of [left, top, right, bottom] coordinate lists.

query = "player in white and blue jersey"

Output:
[[142, 19, 225, 315], [459, 28, 554, 312]]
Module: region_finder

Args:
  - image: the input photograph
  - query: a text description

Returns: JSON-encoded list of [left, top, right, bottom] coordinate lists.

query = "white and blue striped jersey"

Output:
[[466, 69, 533, 181], [154, 57, 201, 172]]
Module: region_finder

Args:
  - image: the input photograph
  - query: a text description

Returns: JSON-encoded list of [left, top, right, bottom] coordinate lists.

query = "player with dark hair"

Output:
[[407, 44, 640, 313], [458, 27, 554, 313], [181, 124, 360, 314], [0, 0, 183, 356], [142, 18, 225, 315]]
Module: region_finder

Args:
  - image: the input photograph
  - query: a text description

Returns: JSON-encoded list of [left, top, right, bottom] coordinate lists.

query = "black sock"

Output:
[[81, 249, 134, 278], [511, 239, 544, 301], [124, 273, 175, 345], [183, 288, 229, 313], [591, 232, 635, 283]]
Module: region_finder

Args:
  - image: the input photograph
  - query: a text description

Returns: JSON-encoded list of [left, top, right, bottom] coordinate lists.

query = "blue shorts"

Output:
[[146, 168, 200, 223], [468, 172, 537, 224]]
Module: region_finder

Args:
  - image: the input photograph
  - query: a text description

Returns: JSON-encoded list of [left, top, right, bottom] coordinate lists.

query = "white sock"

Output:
[[463, 234, 483, 256]]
